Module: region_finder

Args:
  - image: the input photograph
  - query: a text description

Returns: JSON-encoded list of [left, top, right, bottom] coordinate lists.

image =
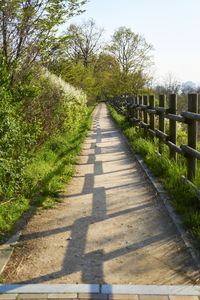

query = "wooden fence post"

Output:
[[169, 94, 177, 161], [149, 95, 155, 131], [132, 96, 138, 127], [127, 97, 131, 120], [187, 94, 198, 180], [135, 96, 139, 121], [129, 96, 134, 121], [131, 96, 135, 126], [143, 95, 148, 137], [139, 95, 143, 121], [143, 95, 148, 124], [159, 95, 165, 154]]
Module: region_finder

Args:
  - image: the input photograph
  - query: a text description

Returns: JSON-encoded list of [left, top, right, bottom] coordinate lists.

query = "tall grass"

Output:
[[108, 104, 200, 249]]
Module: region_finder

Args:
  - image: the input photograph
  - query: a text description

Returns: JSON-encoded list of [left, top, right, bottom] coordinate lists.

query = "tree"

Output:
[[106, 26, 153, 75], [155, 73, 181, 98], [65, 19, 104, 67], [181, 81, 197, 94], [48, 23, 154, 99], [105, 26, 153, 96], [163, 73, 181, 94], [93, 52, 120, 98], [0, 0, 87, 71]]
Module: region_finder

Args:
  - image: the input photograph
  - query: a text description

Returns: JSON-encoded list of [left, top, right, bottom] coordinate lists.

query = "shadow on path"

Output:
[[8, 103, 199, 285]]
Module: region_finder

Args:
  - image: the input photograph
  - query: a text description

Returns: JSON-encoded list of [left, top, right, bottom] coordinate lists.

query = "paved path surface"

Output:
[[1, 103, 199, 296]]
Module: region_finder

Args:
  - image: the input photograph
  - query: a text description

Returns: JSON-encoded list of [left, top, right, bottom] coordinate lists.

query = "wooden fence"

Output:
[[108, 94, 200, 182]]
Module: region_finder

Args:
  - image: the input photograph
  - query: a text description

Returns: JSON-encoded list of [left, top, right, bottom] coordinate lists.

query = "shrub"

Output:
[[22, 69, 88, 144], [0, 60, 93, 240], [0, 62, 88, 202]]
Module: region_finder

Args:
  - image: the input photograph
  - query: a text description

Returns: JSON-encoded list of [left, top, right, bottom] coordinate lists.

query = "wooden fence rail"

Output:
[[108, 94, 199, 181]]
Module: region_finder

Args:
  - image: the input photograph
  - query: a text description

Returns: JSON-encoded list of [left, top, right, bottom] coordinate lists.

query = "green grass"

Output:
[[0, 104, 96, 242], [107, 103, 200, 249]]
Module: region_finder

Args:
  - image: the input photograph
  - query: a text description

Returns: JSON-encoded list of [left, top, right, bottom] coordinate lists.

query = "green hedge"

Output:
[[0, 57, 92, 240]]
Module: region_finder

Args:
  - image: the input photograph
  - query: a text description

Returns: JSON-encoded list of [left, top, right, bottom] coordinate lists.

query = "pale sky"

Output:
[[69, 0, 200, 86]]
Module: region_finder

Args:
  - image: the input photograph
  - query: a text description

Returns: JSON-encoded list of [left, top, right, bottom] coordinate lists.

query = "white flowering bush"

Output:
[[24, 69, 88, 142]]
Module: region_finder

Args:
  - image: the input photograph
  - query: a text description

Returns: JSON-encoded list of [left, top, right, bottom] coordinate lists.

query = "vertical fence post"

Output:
[[126, 97, 131, 120], [127, 97, 131, 120], [169, 94, 177, 161], [143, 95, 148, 138], [158, 95, 165, 153], [133, 96, 138, 127], [187, 94, 198, 180], [149, 95, 155, 134], [129, 96, 133, 121], [131, 96, 136, 126], [139, 95, 143, 122], [135, 95, 138, 120], [143, 95, 148, 124]]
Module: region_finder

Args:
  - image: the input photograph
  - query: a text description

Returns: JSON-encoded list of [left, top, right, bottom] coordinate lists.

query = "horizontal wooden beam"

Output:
[[180, 144, 200, 160], [165, 141, 184, 156], [181, 111, 200, 121], [165, 113, 186, 123], [155, 129, 169, 141]]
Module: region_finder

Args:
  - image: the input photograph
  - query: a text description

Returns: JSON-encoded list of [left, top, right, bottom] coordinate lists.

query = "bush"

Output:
[[22, 69, 88, 143], [0, 57, 40, 200], [0, 61, 88, 202], [0, 59, 94, 240]]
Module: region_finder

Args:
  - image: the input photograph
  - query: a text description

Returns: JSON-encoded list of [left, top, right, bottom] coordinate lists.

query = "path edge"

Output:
[[0, 284, 200, 295], [0, 233, 21, 274]]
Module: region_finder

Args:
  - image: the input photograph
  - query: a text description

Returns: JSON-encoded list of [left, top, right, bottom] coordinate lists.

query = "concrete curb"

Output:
[[0, 284, 200, 295], [102, 284, 200, 295], [0, 284, 99, 294], [0, 233, 20, 274]]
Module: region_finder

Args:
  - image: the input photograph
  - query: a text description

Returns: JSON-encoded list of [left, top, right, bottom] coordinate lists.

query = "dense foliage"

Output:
[[0, 0, 87, 72], [0, 56, 87, 206], [46, 20, 154, 102]]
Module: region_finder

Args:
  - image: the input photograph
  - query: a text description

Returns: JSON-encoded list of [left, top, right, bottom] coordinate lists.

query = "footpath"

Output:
[[0, 103, 200, 298]]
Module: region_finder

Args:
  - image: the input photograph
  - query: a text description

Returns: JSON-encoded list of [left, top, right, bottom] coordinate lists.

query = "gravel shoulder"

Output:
[[2, 103, 199, 285]]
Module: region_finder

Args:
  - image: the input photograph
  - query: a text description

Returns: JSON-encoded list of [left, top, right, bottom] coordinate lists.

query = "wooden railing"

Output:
[[108, 94, 200, 181]]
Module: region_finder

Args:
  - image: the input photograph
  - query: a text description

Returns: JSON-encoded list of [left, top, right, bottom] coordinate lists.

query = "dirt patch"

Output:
[[2, 104, 199, 285]]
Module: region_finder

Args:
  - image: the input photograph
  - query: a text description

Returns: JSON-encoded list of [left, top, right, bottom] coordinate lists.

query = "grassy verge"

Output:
[[0, 104, 96, 242], [107, 103, 200, 249]]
